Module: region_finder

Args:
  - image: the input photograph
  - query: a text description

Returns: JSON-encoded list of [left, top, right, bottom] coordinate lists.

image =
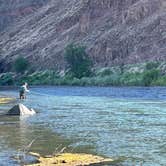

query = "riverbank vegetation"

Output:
[[1, 61, 166, 87], [1, 44, 166, 87]]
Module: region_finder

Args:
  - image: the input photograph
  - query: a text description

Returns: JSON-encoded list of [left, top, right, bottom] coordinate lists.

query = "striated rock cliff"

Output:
[[0, 0, 48, 31], [0, 0, 166, 71]]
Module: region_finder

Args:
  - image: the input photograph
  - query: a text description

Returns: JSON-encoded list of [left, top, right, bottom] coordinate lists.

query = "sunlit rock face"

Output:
[[0, 0, 165, 71]]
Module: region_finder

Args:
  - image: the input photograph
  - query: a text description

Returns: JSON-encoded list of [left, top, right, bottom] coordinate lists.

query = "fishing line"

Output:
[[30, 91, 53, 97], [29, 91, 54, 107]]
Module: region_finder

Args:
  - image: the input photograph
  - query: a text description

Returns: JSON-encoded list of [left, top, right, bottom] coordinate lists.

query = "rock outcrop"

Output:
[[0, 0, 48, 32], [6, 104, 36, 116], [0, 0, 166, 71]]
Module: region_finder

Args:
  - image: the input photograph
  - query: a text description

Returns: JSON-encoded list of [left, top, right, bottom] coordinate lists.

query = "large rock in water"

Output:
[[7, 104, 36, 116]]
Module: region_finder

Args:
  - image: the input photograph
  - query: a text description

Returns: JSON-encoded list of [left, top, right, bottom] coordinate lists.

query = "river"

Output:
[[0, 86, 166, 166]]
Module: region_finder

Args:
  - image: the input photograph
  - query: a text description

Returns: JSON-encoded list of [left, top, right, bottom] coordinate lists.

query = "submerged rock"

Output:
[[7, 104, 36, 116], [27, 152, 113, 166]]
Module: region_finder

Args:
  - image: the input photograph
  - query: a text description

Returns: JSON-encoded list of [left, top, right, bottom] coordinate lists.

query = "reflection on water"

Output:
[[0, 115, 74, 166], [0, 86, 166, 165]]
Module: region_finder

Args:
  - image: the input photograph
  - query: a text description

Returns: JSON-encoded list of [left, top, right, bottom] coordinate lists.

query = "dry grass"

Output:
[[0, 97, 14, 104], [26, 152, 113, 166]]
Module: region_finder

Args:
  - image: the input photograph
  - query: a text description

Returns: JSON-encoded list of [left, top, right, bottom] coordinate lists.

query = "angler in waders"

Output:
[[19, 82, 30, 99]]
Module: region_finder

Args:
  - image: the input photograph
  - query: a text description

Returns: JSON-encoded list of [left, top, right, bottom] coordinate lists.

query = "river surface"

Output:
[[0, 86, 166, 166]]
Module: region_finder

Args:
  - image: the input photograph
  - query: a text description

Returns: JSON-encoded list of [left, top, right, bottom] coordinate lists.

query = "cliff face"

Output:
[[0, 0, 48, 31], [0, 0, 166, 71]]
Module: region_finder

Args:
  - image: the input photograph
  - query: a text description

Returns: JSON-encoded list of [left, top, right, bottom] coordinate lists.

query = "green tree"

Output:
[[64, 44, 92, 78], [14, 56, 29, 73]]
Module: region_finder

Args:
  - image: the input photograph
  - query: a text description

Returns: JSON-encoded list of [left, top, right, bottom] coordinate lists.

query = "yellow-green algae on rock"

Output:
[[27, 152, 113, 166], [0, 97, 14, 104]]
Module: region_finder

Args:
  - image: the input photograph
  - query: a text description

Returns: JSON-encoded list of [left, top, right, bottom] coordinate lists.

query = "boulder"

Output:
[[7, 104, 36, 116]]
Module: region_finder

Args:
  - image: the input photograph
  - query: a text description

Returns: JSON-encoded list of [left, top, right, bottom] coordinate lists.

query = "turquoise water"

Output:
[[0, 87, 166, 165]]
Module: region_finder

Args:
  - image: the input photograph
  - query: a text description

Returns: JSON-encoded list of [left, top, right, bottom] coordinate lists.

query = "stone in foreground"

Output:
[[27, 152, 113, 166], [7, 104, 36, 116]]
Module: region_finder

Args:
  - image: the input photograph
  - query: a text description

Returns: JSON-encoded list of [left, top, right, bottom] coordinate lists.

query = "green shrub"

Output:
[[119, 63, 125, 74], [20, 70, 60, 85], [0, 73, 14, 85], [146, 62, 159, 70], [97, 68, 113, 77], [120, 72, 143, 86], [64, 44, 92, 79], [14, 56, 29, 73], [80, 77, 93, 86], [70, 78, 81, 86], [152, 76, 166, 86], [91, 74, 121, 86], [142, 69, 160, 86]]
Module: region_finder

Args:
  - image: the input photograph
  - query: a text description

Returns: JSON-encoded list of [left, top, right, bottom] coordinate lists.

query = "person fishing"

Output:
[[19, 82, 30, 99]]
